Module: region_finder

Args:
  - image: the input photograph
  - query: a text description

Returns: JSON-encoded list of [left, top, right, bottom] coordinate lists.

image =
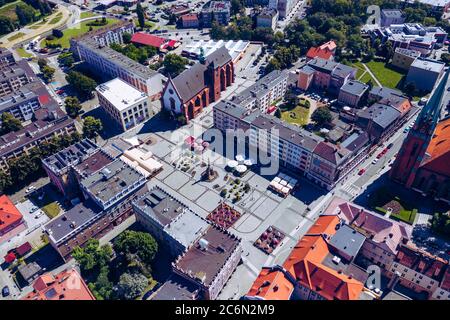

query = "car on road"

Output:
[[358, 168, 366, 175], [376, 153, 383, 159], [372, 158, 378, 165], [403, 127, 410, 133], [387, 143, 394, 149], [2, 286, 9, 297], [56, 89, 64, 95]]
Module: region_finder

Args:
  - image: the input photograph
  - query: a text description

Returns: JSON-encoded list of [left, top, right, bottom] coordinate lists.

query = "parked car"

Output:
[[2, 286, 9, 297], [387, 143, 394, 149], [358, 168, 366, 176]]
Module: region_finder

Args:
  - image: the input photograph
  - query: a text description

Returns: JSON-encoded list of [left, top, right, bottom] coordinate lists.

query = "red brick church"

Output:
[[161, 46, 234, 122], [390, 70, 450, 204]]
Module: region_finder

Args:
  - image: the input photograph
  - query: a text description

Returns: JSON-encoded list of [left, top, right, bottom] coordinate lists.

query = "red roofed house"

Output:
[[324, 197, 412, 270], [23, 268, 95, 300], [246, 215, 366, 300], [389, 245, 449, 299], [306, 40, 337, 62], [131, 32, 178, 52], [0, 195, 24, 240], [179, 13, 200, 29]]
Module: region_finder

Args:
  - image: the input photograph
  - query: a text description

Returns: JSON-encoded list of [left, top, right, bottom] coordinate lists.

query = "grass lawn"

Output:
[[16, 47, 32, 58], [368, 186, 417, 225], [0, 0, 21, 20], [80, 11, 97, 19], [41, 201, 61, 219], [45, 18, 119, 48], [7, 32, 25, 41], [280, 100, 310, 126], [48, 12, 63, 25], [365, 60, 405, 88]]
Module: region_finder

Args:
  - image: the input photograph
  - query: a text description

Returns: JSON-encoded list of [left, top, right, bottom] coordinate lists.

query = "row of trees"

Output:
[[72, 230, 158, 300], [65, 70, 97, 98], [37, 58, 55, 83]]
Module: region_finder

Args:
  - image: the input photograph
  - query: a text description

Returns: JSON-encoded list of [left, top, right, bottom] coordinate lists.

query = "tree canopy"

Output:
[[163, 53, 188, 78]]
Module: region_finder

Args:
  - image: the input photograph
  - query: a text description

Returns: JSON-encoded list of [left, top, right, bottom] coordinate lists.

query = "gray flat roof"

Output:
[[340, 80, 369, 97], [0, 87, 37, 113], [328, 224, 366, 260], [232, 70, 289, 105], [151, 274, 199, 300], [411, 58, 445, 73], [174, 226, 240, 287], [81, 159, 145, 206], [44, 199, 101, 244], [42, 139, 98, 174]]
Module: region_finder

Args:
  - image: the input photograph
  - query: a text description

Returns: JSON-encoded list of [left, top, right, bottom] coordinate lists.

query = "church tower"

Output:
[[390, 69, 449, 187]]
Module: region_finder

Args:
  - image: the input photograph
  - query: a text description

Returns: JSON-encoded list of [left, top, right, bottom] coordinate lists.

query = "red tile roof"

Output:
[[0, 195, 23, 235], [4, 252, 16, 263], [422, 118, 450, 177], [180, 13, 198, 22], [23, 268, 95, 300], [247, 268, 294, 300], [16, 242, 32, 256], [306, 41, 336, 61], [131, 32, 167, 48], [395, 245, 448, 282], [247, 215, 364, 300]]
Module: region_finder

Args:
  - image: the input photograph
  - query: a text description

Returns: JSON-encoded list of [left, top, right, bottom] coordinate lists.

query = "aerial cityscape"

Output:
[[0, 0, 450, 303]]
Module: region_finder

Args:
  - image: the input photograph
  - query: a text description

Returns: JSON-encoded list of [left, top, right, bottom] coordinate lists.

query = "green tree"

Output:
[[441, 53, 450, 65], [115, 272, 148, 300], [230, 0, 244, 16], [65, 96, 82, 118], [122, 32, 132, 44], [136, 2, 145, 28], [82, 116, 103, 139], [163, 53, 188, 78], [66, 71, 97, 98], [1, 112, 22, 134], [114, 230, 158, 266], [72, 239, 112, 272], [311, 107, 332, 126], [41, 65, 55, 83], [88, 266, 113, 300], [0, 17, 16, 35]]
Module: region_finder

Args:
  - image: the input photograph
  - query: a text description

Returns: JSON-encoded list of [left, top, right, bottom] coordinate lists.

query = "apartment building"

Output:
[[324, 197, 412, 270], [42, 139, 104, 197], [44, 156, 148, 260], [133, 186, 210, 257], [0, 108, 76, 171], [388, 245, 449, 299], [172, 226, 242, 300], [213, 100, 259, 132], [0, 87, 41, 123], [0, 66, 32, 98], [249, 114, 321, 173], [297, 58, 357, 94], [231, 70, 289, 113], [75, 21, 134, 48], [338, 80, 369, 108], [269, 0, 300, 19], [246, 215, 367, 300], [255, 7, 279, 30], [380, 9, 406, 27], [70, 22, 166, 100], [406, 58, 445, 92], [200, 1, 231, 27], [0, 48, 15, 70], [96, 78, 153, 131], [391, 48, 421, 71]]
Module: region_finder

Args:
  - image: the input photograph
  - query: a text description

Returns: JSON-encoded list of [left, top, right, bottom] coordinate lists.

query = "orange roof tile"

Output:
[[306, 41, 336, 61], [24, 268, 95, 300], [247, 215, 364, 300], [422, 118, 450, 177], [247, 268, 294, 300], [0, 195, 23, 234]]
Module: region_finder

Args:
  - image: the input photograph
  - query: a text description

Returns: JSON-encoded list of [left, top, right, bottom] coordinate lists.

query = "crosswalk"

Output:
[[340, 183, 361, 197]]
